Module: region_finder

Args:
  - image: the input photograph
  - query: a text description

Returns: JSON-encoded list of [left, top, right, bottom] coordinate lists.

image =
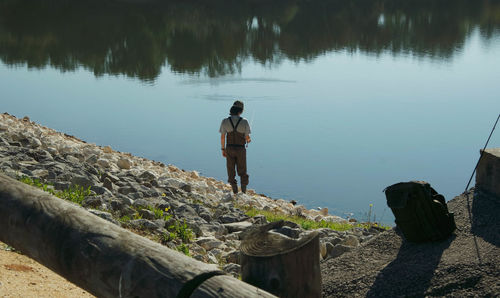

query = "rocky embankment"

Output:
[[0, 113, 384, 277]]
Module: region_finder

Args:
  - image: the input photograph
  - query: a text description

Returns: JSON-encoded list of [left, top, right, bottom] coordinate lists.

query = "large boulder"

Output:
[[117, 158, 132, 169]]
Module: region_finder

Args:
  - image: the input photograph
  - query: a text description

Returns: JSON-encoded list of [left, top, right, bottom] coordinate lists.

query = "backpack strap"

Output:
[[228, 117, 243, 131]]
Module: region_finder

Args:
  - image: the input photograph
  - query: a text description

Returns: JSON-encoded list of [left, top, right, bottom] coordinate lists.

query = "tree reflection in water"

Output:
[[0, 0, 499, 81]]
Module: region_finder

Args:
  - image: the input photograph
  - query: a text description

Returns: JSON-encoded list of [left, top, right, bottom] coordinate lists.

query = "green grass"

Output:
[[158, 219, 194, 246], [242, 206, 390, 231], [146, 205, 172, 221], [119, 215, 131, 223], [176, 243, 190, 256], [18, 176, 91, 205], [167, 219, 194, 243]]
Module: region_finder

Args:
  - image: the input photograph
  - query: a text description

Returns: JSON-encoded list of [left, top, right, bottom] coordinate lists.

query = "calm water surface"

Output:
[[1, 0, 499, 223]]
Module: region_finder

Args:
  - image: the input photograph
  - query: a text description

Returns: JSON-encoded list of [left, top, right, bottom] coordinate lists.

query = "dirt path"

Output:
[[321, 190, 500, 297], [0, 243, 94, 298]]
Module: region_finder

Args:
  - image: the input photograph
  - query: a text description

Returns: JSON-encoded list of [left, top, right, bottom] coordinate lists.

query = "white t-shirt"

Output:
[[219, 116, 251, 137]]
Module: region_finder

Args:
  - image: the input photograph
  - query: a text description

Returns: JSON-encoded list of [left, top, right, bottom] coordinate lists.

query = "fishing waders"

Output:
[[225, 117, 249, 194]]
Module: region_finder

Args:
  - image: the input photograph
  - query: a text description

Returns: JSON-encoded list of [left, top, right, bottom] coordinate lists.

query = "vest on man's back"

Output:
[[226, 117, 246, 147]]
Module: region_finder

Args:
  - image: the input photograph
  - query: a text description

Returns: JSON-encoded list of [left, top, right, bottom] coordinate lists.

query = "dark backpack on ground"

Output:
[[384, 181, 456, 242]]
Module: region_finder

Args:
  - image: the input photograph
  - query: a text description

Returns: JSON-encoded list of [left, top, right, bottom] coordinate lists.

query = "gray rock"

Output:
[[102, 172, 120, 183], [210, 248, 224, 259], [206, 252, 219, 264], [317, 228, 341, 238], [54, 181, 71, 191], [115, 195, 133, 206], [129, 219, 160, 230], [340, 235, 360, 247], [133, 199, 154, 209], [223, 250, 240, 264], [199, 212, 212, 222], [89, 209, 120, 226], [175, 204, 198, 219], [369, 226, 385, 234], [349, 228, 364, 237], [221, 194, 233, 203], [139, 170, 157, 181], [31, 169, 49, 179], [162, 178, 192, 192], [0, 137, 9, 146], [96, 158, 110, 168], [325, 236, 342, 246], [325, 242, 335, 255], [183, 219, 205, 237], [103, 177, 113, 191], [200, 223, 228, 239], [82, 196, 104, 209], [360, 235, 374, 242], [71, 175, 94, 189], [65, 155, 80, 164], [196, 237, 224, 251], [252, 215, 268, 225], [30, 149, 52, 162], [91, 185, 112, 196], [138, 209, 155, 220], [120, 206, 136, 217], [189, 243, 207, 256], [18, 138, 31, 147], [223, 263, 241, 278], [223, 221, 253, 233], [272, 226, 301, 239], [193, 255, 206, 262], [118, 186, 137, 195], [219, 214, 240, 224], [111, 200, 126, 212], [85, 154, 99, 164], [117, 158, 132, 169], [129, 192, 144, 200], [320, 242, 327, 259], [153, 219, 166, 229], [224, 232, 242, 241], [328, 244, 352, 258], [84, 165, 100, 176]]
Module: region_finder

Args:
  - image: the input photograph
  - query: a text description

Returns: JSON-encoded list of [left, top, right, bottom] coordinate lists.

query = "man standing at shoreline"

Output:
[[220, 100, 251, 194]]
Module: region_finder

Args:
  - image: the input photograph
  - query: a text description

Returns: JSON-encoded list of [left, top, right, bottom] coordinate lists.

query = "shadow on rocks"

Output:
[[471, 191, 499, 247], [366, 232, 455, 297]]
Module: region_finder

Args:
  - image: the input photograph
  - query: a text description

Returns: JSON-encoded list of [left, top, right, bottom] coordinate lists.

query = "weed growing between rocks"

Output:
[[17, 174, 194, 256], [168, 220, 194, 243], [242, 206, 390, 231], [18, 176, 91, 205], [176, 243, 190, 256]]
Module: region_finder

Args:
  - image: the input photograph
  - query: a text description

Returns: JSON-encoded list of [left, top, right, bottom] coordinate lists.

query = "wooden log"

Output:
[[0, 174, 274, 298], [191, 275, 276, 297], [240, 221, 322, 298]]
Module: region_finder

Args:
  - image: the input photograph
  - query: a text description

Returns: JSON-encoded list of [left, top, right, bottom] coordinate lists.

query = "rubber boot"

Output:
[[231, 184, 238, 194], [241, 185, 247, 194]]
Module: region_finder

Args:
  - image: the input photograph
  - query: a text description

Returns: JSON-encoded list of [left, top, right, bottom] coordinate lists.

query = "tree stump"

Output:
[[240, 221, 321, 297]]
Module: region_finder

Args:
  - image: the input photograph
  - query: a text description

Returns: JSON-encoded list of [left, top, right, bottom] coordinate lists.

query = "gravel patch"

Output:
[[321, 190, 500, 297]]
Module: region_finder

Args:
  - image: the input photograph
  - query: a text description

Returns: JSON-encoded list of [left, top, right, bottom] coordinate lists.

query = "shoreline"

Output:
[[0, 112, 386, 273], [0, 112, 353, 224]]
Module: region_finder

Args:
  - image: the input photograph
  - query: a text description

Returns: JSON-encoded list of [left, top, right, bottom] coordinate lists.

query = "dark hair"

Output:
[[230, 106, 243, 115]]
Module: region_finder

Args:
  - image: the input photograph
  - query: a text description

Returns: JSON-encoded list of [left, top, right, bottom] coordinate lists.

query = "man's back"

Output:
[[219, 116, 251, 136]]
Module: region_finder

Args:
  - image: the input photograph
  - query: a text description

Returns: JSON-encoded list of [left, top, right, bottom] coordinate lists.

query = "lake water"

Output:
[[1, 0, 499, 224]]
